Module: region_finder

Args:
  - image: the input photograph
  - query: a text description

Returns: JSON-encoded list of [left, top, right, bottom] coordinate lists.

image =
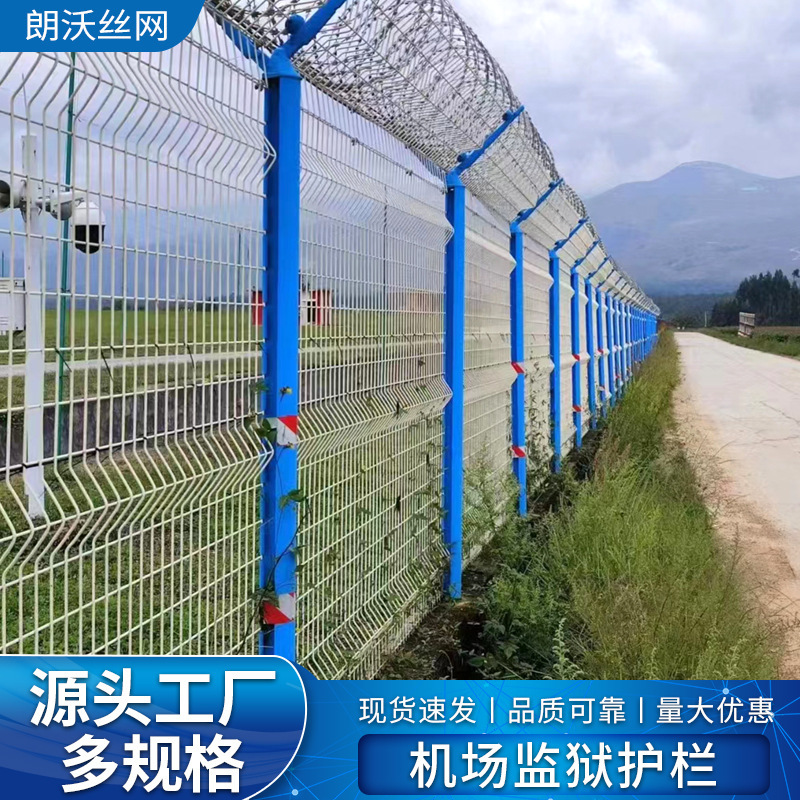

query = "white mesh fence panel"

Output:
[[296, 84, 450, 679], [0, 18, 270, 655], [462, 200, 514, 559]]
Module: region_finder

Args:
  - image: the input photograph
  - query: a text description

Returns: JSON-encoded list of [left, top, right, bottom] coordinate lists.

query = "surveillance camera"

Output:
[[0, 178, 23, 212], [71, 197, 105, 254]]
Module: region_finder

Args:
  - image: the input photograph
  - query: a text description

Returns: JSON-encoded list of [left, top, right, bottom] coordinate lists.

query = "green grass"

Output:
[[0, 429, 263, 655], [478, 330, 777, 680], [704, 326, 800, 359], [0, 309, 259, 407], [0, 308, 256, 363]]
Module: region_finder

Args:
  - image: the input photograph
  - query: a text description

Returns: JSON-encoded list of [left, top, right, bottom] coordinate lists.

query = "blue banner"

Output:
[[358, 734, 768, 795], [0, 656, 305, 796], [0, 659, 796, 798], [0, 1, 205, 52]]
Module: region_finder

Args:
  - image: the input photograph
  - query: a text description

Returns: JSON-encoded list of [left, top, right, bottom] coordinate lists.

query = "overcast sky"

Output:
[[456, 0, 800, 196]]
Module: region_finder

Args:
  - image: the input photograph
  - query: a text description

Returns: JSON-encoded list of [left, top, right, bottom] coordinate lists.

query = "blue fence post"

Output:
[[570, 264, 583, 447], [583, 256, 609, 428], [621, 300, 629, 386], [548, 251, 562, 465], [619, 300, 625, 385], [444, 174, 466, 599], [642, 311, 645, 359], [617, 298, 624, 391], [616, 298, 624, 394], [443, 106, 524, 598], [223, 2, 348, 659], [508, 178, 561, 512], [596, 266, 617, 411], [584, 278, 596, 426], [641, 311, 646, 359], [642, 311, 646, 359], [626, 302, 632, 377], [627, 303, 633, 377], [623, 300, 629, 382], [569, 240, 599, 449], [261, 46, 303, 658], [595, 287, 606, 421], [606, 292, 616, 407], [509, 226, 526, 514], [549, 217, 587, 472]]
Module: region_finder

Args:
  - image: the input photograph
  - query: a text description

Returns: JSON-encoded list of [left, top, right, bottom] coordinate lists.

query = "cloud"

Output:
[[454, 0, 800, 194]]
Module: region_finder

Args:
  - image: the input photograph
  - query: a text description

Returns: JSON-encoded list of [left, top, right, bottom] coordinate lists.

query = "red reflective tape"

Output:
[[279, 415, 299, 435], [511, 445, 526, 459], [511, 362, 524, 374], [572, 405, 582, 413], [262, 602, 292, 626], [573, 353, 580, 361]]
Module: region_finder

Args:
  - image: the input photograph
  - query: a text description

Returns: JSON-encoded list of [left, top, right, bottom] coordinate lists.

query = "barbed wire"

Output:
[[204, 0, 659, 314]]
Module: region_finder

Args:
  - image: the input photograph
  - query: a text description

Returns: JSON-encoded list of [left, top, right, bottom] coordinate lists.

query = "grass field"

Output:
[[705, 326, 800, 359], [0, 309, 260, 408], [0, 426, 264, 655], [0, 309, 257, 365], [476, 330, 777, 679]]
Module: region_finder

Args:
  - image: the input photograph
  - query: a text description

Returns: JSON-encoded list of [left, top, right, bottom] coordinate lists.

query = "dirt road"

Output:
[[675, 332, 800, 675]]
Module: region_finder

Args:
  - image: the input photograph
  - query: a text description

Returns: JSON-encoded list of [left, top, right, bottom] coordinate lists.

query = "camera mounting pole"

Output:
[[21, 135, 46, 519]]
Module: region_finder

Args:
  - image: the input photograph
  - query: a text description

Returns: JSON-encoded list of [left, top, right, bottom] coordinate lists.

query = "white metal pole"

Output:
[[22, 134, 45, 518]]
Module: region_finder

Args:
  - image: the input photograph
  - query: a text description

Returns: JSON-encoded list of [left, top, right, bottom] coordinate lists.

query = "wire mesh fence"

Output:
[[0, 18, 270, 655], [462, 200, 514, 559], [1, 0, 659, 673], [296, 83, 451, 678]]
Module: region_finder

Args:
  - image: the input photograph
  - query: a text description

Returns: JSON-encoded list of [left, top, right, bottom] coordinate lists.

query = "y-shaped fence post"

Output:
[[614, 297, 623, 397], [549, 217, 587, 472], [640, 310, 645, 360], [596, 266, 616, 414], [596, 288, 607, 420], [569, 239, 599, 449], [610, 296, 617, 403], [620, 298, 628, 387], [261, 44, 302, 659], [223, 0, 348, 659], [626, 301, 633, 378], [586, 256, 609, 427], [640, 308, 646, 361], [444, 106, 524, 598], [619, 297, 627, 389], [509, 178, 562, 515]]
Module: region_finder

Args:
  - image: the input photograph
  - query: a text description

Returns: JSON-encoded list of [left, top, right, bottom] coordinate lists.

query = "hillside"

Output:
[[587, 162, 800, 294]]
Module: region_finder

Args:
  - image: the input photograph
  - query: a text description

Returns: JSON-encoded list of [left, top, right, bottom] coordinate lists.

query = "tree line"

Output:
[[710, 269, 800, 327]]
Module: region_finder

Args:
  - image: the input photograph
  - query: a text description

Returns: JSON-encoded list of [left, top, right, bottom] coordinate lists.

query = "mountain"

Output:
[[586, 162, 800, 295]]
